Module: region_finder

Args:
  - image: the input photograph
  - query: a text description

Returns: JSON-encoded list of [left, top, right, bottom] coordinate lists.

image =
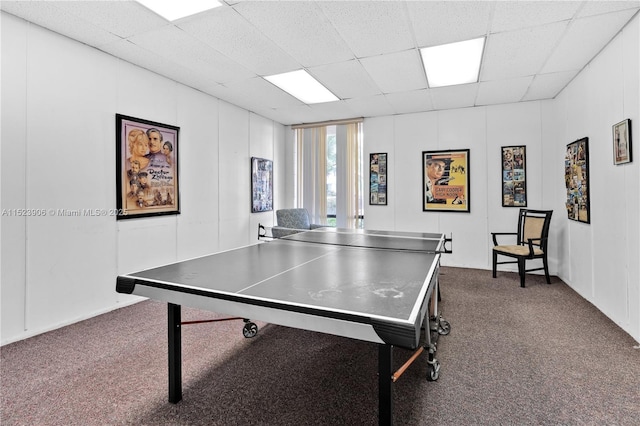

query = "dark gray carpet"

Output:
[[1, 267, 639, 425]]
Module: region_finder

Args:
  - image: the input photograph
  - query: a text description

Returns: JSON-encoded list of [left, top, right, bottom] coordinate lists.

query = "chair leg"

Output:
[[492, 251, 498, 278], [543, 256, 551, 284], [518, 258, 526, 288]]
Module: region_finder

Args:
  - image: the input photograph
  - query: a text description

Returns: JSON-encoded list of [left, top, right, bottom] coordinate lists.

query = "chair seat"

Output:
[[493, 245, 544, 256], [491, 208, 553, 287]]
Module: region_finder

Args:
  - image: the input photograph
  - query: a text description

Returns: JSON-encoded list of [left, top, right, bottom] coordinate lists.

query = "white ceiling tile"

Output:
[[407, 1, 493, 47], [385, 90, 434, 114], [522, 70, 578, 100], [542, 8, 638, 73], [52, 0, 168, 39], [309, 60, 381, 99], [1, 1, 121, 46], [307, 100, 359, 122], [224, 77, 305, 110], [430, 84, 479, 110], [578, 1, 640, 18], [481, 22, 567, 80], [178, 7, 300, 76], [476, 76, 534, 106], [344, 95, 396, 118], [491, 1, 581, 33], [127, 25, 256, 84], [359, 50, 427, 94], [3, 0, 637, 124], [99, 39, 201, 84], [234, 1, 353, 67], [269, 105, 319, 126], [318, 1, 415, 58]]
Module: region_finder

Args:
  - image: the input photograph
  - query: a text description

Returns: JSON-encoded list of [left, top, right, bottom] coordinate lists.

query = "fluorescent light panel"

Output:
[[420, 37, 485, 88], [136, 0, 221, 21], [265, 70, 339, 104]]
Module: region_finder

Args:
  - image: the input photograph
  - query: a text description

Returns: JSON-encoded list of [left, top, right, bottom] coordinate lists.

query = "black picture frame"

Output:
[[251, 157, 273, 213], [501, 145, 527, 207], [564, 137, 590, 223], [369, 153, 387, 205], [423, 149, 470, 212], [613, 118, 632, 165], [115, 114, 180, 220]]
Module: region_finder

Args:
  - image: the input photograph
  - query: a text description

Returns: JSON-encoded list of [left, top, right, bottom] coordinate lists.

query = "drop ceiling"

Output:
[[2, 0, 639, 125]]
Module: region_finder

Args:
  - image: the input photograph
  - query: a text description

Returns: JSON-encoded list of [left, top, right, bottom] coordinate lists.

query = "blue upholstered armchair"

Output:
[[272, 208, 324, 238]]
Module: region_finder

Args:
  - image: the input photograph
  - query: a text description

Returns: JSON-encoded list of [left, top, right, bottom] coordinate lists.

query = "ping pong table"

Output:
[[116, 227, 450, 425]]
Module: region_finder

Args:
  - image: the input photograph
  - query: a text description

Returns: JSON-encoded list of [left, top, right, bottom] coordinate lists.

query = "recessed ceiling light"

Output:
[[264, 70, 339, 104], [136, 0, 221, 21], [420, 37, 486, 88]]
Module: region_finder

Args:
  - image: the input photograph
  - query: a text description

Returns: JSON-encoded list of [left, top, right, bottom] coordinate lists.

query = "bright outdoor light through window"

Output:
[[136, 0, 221, 21], [265, 70, 339, 104], [420, 37, 485, 88]]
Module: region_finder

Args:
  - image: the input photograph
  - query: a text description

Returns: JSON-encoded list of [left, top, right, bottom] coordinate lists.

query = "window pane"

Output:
[[326, 126, 337, 217]]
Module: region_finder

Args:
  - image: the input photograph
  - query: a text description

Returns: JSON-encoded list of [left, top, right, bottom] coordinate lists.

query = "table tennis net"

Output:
[[258, 224, 452, 254]]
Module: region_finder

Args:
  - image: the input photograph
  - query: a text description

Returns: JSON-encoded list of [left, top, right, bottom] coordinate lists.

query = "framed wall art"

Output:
[[115, 114, 179, 220], [613, 119, 632, 165], [369, 153, 387, 205], [501, 145, 527, 207], [423, 149, 470, 212], [564, 137, 590, 223], [251, 157, 273, 213]]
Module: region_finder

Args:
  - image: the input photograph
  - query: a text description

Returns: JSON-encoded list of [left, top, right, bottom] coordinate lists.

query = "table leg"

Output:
[[168, 303, 182, 403], [378, 344, 393, 425]]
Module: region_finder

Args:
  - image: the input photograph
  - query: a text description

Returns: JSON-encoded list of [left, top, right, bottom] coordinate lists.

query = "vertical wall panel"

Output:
[[218, 102, 250, 250], [1, 13, 28, 339], [0, 14, 284, 345]]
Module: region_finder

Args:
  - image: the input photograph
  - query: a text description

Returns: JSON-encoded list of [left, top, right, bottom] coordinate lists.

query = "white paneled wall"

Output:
[[364, 103, 542, 270], [550, 15, 639, 340], [2, 11, 638, 345], [362, 14, 640, 342], [1, 14, 283, 345]]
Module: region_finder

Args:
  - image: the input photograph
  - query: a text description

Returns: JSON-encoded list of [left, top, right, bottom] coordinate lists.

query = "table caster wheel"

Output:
[[426, 360, 440, 382], [438, 319, 451, 336], [242, 322, 258, 338]]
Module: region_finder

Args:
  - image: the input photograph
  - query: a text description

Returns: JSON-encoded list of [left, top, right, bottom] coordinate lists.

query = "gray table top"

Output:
[[119, 228, 443, 327]]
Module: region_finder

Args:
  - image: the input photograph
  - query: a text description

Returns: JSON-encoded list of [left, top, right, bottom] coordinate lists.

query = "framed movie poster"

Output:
[[251, 157, 273, 213], [613, 119, 632, 165], [369, 153, 387, 205], [564, 137, 590, 223], [501, 146, 527, 207], [423, 149, 470, 212], [115, 114, 179, 220]]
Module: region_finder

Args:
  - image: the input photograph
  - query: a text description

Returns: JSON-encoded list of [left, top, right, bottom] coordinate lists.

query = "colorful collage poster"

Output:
[[423, 149, 470, 212], [370, 153, 387, 205], [502, 146, 527, 207], [565, 137, 590, 223], [116, 114, 179, 219]]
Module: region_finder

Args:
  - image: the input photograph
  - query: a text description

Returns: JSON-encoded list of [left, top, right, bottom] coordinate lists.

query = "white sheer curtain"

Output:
[[295, 127, 327, 225], [294, 119, 362, 229], [345, 122, 363, 229]]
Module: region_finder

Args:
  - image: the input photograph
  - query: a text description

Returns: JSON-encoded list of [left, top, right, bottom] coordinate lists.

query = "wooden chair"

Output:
[[492, 209, 553, 288]]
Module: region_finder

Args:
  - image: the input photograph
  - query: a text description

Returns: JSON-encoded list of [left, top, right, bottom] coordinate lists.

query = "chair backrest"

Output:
[[276, 208, 311, 230], [517, 209, 553, 250]]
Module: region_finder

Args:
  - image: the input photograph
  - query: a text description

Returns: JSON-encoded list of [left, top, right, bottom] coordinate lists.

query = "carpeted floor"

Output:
[[1, 267, 639, 425]]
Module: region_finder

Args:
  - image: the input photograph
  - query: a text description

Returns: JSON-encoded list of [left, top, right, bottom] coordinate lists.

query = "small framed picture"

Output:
[[501, 146, 527, 207], [251, 157, 273, 213], [613, 119, 632, 165], [369, 153, 387, 205]]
